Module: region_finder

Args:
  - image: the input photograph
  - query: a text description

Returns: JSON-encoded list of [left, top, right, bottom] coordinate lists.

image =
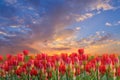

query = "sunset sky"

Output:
[[0, 0, 120, 55]]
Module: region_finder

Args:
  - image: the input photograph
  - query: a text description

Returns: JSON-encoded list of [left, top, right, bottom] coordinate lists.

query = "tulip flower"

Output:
[[15, 67, 23, 76], [6, 54, 12, 60], [23, 50, 29, 56], [99, 64, 106, 75], [59, 63, 66, 75], [78, 48, 84, 55], [30, 68, 38, 76]]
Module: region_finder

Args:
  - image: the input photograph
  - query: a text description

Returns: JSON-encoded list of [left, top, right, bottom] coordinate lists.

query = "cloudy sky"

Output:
[[0, 0, 120, 55]]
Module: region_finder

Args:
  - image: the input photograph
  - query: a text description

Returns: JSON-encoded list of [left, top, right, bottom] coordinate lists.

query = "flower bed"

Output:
[[0, 49, 120, 80]]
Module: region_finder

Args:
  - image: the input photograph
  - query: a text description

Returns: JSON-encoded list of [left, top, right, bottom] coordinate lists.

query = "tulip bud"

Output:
[[23, 50, 29, 56], [78, 48, 84, 55]]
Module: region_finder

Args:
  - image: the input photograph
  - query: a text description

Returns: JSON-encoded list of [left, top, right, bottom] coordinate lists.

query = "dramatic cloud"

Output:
[[0, 0, 117, 54]]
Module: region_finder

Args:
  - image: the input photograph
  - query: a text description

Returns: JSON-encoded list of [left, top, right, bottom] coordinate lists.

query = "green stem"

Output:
[[37, 71, 41, 80], [56, 69, 58, 80], [66, 71, 69, 80], [97, 69, 99, 80], [28, 74, 30, 80], [106, 71, 109, 80]]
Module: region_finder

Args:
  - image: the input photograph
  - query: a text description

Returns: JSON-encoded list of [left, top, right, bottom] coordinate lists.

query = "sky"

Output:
[[0, 0, 120, 55]]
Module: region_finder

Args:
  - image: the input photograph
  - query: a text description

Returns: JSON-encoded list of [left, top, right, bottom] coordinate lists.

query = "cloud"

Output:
[[75, 27, 81, 31], [54, 29, 75, 41], [5, 0, 17, 4], [0, 0, 114, 54], [105, 20, 120, 27], [51, 47, 71, 51], [75, 31, 120, 54], [89, 0, 113, 10], [86, 40, 120, 55], [45, 31, 112, 51], [105, 22, 112, 26], [76, 31, 112, 47], [75, 13, 94, 22], [95, 1, 113, 10]]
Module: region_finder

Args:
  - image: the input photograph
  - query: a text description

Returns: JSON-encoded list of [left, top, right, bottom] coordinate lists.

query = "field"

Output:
[[0, 49, 120, 80]]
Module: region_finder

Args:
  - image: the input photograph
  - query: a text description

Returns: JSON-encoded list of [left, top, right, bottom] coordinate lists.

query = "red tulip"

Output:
[[3, 64, 12, 72], [95, 57, 101, 63], [30, 68, 38, 76], [78, 48, 84, 55], [65, 57, 71, 64], [36, 54, 42, 60], [72, 57, 79, 64], [9, 58, 18, 66], [61, 53, 68, 62], [15, 67, 24, 76], [74, 57, 79, 63], [99, 64, 106, 74], [51, 55, 60, 62], [6, 54, 12, 60], [101, 54, 112, 65], [109, 54, 119, 65], [81, 54, 88, 61], [34, 59, 39, 67], [85, 62, 95, 72], [23, 50, 29, 56], [22, 63, 27, 69], [38, 62, 43, 69], [105, 57, 112, 65], [27, 59, 34, 67], [46, 62, 52, 68], [17, 54, 24, 62], [69, 53, 78, 58], [41, 53, 47, 60], [59, 63, 66, 75]]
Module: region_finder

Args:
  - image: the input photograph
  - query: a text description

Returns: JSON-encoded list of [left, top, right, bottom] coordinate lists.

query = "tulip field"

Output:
[[0, 49, 120, 80]]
